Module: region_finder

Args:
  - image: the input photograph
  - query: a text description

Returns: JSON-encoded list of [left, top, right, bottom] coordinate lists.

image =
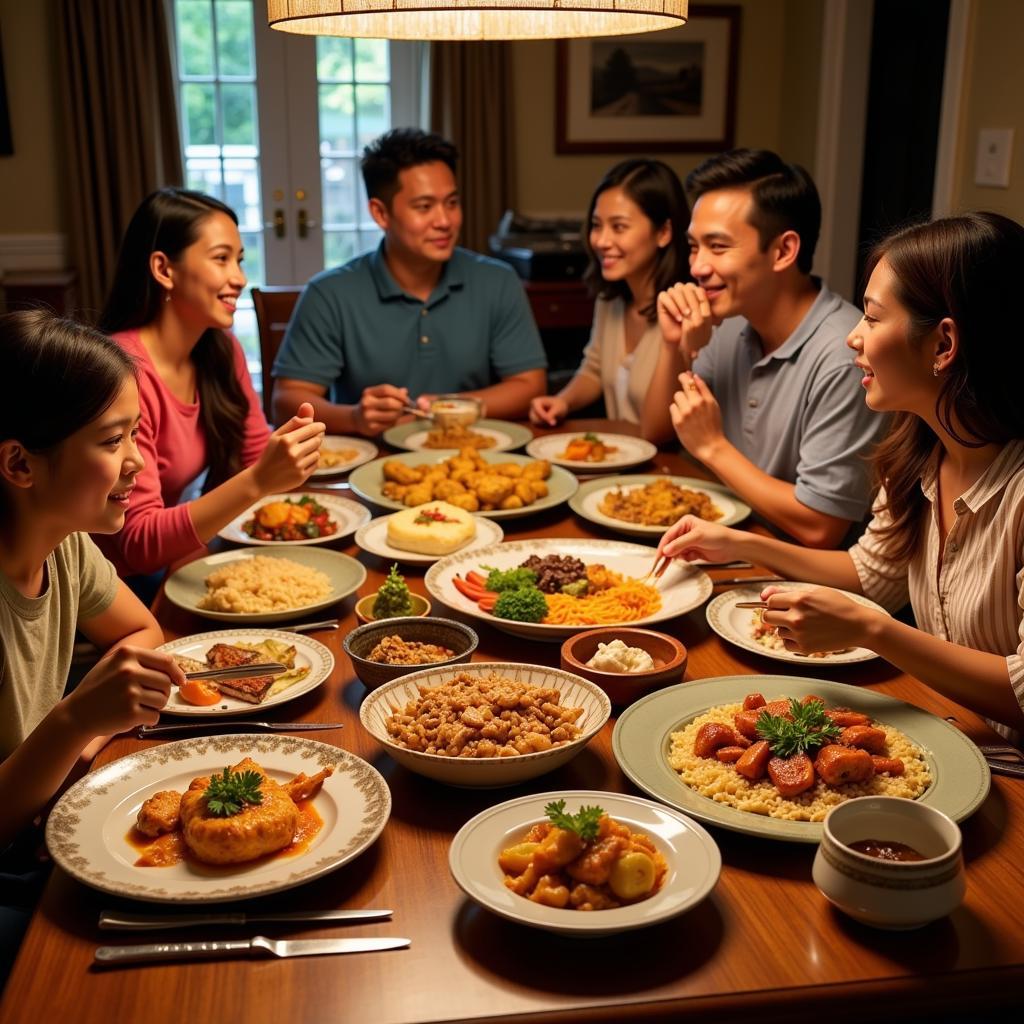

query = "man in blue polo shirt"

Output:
[[271, 128, 547, 435]]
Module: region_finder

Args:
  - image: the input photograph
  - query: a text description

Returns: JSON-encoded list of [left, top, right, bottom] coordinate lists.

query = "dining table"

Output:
[[2, 418, 1023, 1023]]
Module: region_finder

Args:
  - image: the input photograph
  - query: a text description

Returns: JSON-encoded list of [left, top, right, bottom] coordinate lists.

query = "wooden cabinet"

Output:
[[523, 279, 593, 330]]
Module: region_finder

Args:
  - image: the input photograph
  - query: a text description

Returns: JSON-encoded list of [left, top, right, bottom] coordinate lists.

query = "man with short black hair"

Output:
[[657, 148, 887, 547], [272, 128, 547, 435]]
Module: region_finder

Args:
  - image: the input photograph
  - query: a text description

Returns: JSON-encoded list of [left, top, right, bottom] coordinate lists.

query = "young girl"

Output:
[[657, 212, 1024, 737], [97, 188, 324, 581], [0, 310, 183, 971], [529, 159, 690, 442]]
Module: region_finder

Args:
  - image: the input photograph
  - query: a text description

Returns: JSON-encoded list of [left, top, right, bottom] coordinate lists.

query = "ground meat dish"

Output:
[[367, 635, 456, 665], [520, 554, 587, 593]]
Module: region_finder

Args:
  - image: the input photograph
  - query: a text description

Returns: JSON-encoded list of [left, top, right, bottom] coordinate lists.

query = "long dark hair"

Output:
[[99, 188, 250, 489], [869, 211, 1024, 562], [582, 159, 690, 322], [0, 309, 135, 522]]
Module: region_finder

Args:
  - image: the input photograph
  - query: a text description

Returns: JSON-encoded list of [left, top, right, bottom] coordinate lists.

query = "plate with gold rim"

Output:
[[383, 418, 532, 453], [312, 436, 379, 476]]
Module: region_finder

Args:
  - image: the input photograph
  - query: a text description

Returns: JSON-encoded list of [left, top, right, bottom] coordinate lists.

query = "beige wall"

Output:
[[0, 0, 65, 235], [510, 0, 823, 216], [953, 0, 1024, 220]]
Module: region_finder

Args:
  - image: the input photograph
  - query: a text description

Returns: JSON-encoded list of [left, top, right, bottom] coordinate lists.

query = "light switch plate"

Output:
[[975, 128, 1014, 188]]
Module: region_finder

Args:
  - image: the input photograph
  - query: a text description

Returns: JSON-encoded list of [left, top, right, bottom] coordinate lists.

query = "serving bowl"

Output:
[[354, 591, 431, 624], [813, 796, 966, 929], [360, 661, 611, 787], [560, 627, 687, 706], [343, 616, 478, 690]]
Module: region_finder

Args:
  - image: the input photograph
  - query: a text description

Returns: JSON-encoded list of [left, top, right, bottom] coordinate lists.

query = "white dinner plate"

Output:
[[45, 734, 391, 903], [218, 492, 371, 546], [449, 790, 720, 936], [424, 537, 712, 641], [164, 546, 366, 625], [157, 628, 334, 716], [525, 432, 658, 472], [311, 436, 378, 476], [705, 583, 887, 665], [383, 418, 532, 453], [354, 514, 504, 566], [569, 474, 752, 538]]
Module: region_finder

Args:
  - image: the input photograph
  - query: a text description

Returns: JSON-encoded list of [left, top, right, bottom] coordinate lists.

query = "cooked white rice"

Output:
[[197, 556, 332, 613]]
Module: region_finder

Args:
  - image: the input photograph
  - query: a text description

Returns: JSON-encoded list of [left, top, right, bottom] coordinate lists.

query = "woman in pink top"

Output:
[[96, 189, 324, 580]]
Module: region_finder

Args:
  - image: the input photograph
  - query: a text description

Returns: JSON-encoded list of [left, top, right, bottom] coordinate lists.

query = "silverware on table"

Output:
[[280, 618, 339, 633], [94, 935, 410, 964], [137, 721, 345, 738], [99, 908, 392, 931], [980, 744, 1024, 778], [184, 662, 287, 682], [401, 404, 433, 420], [735, 601, 768, 609], [713, 575, 784, 586]]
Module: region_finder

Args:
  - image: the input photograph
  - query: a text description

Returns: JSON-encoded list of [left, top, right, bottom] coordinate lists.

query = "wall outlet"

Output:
[[974, 128, 1014, 188]]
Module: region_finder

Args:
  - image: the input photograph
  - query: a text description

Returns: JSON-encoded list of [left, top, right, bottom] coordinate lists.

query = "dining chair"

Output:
[[251, 285, 303, 422]]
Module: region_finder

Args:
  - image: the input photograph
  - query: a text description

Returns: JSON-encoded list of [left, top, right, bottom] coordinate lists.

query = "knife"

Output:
[[184, 662, 288, 682], [94, 935, 410, 964], [99, 908, 392, 931], [136, 721, 345, 738]]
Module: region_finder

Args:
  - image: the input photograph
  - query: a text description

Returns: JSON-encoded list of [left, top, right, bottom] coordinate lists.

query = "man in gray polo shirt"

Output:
[[272, 129, 547, 435], [657, 149, 888, 548]]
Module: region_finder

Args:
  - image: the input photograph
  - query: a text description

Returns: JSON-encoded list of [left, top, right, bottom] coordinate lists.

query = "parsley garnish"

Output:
[[544, 799, 604, 842], [204, 767, 264, 817], [755, 698, 842, 758]]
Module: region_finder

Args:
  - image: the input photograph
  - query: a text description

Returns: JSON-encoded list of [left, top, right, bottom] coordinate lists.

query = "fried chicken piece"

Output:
[[476, 474, 514, 505], [282, 765, 335, 802], [383, 460, 423, 485], [136, 790, 182, 837], [206, 643, 260, 669]]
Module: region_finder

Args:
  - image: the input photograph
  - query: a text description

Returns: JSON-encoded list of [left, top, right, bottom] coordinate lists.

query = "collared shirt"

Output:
[[850, 441, 1024, 735], [692, 281, 889, 522], [272, 243, 546, 404]]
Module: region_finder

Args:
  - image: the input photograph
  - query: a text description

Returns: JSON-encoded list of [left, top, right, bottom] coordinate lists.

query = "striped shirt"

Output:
[[849, 440, 1024, 736]]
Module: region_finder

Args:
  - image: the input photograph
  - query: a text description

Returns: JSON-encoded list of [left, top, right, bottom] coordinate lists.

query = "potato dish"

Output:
[[381, 448, 551, 512], [599, 478, 722, 527], [423, 423, 495, 450], [500, 800, 668, 910]]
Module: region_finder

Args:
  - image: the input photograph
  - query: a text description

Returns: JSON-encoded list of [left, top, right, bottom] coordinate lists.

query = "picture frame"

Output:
[[555, 5, 740, 155]]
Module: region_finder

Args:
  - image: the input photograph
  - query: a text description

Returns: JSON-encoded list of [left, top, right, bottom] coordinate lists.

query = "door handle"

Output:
[[269, 209, 285, 239], [297, 208, 319, 239]]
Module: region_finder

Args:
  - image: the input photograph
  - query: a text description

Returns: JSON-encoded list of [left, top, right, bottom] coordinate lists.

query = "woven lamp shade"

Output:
[[267, 1, 688, 40]]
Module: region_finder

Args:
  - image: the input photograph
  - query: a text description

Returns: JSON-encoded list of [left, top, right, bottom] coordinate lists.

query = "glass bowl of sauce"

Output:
[[430, 395, 483, 429], [813, 795, 965, 929]]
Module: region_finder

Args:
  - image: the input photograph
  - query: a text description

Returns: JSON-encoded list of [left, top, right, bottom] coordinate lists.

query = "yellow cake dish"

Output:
[[386, 501, 477, 555]]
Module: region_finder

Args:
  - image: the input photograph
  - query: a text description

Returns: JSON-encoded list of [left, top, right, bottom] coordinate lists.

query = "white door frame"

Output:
[[932, 0, 973, 217]]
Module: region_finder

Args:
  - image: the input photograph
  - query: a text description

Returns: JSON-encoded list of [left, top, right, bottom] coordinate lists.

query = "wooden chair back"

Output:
[[251, 285, 302, 421]]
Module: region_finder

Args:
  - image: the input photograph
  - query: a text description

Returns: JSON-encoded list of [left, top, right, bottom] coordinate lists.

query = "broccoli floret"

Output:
[[373, 564, 413, 617], [492, 586, 548, 623], [481, 565, 538, 592], [559, 578, 590, 597]]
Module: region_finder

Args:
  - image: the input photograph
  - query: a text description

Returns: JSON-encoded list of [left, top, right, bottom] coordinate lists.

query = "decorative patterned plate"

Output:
[[218, 492, 371, 546], [706, 583, 887, 665], [164, 546, 366, 625], [383, 418, 532, 453], [612, 676, 991, 843], [156, 628, 334, 716], [354, 514, 504, 566], [525, 432, 658, 472], [45, 734, 391, 903], [424, 537, 713, 641], [570, 474, 751, 538], [348, 450, 578, 520], [312, 436, 378, 476], [449, 790, 720, 935]]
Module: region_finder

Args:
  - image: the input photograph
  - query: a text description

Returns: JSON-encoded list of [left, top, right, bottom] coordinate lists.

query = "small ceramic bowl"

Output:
[[343, 616, 478, 689], [354, 591, 431, 625], [430, 395, 483, 429], [560, 627, 687, 706], [813, 796, 966, 930]]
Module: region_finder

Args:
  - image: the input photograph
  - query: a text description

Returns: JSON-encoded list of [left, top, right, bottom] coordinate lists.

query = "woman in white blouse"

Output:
[[657, 211, 1024, 735], [529, 159, 690, 442]]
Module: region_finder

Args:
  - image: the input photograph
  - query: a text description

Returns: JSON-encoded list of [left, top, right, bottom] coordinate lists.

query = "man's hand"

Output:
[[670, 371, 725, 464], [354, 384, 410, 435], [657, 282, 718, 358]]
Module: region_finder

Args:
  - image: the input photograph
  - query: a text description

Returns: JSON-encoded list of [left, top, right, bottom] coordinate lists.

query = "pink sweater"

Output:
[[97, 329, 271, 576]]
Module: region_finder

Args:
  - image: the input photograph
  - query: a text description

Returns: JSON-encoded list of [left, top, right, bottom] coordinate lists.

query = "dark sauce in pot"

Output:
[[847, 838, 927, 862]]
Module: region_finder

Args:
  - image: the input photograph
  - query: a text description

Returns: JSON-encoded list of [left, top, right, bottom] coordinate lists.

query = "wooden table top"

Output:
[[4, 421, 1023, 1023]]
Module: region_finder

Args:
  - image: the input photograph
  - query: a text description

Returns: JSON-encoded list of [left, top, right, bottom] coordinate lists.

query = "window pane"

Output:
[[221, 83, 257, 146], [214, 0, 254, 78], [231, 306, 260, 372], [177, 0, 215, 77], [222, 157, 261, 228], [355, 85, 388, 150], [321, 158, 358, 227], [317, 36, 353, 81], [182, 83, 217, 146], [354, 39, 388, 82], [239, 231, 264, 288], [319, 84, 355, 154], [324, 231, 359, 268], [185, 157, 223, 196], [358, 226, 383, 253]]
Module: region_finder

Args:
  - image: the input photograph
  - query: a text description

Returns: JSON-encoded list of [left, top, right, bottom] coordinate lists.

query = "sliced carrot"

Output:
[[453, 576, 487, 601], [477, 596, 499, 612], [466, 570, 488, 588]]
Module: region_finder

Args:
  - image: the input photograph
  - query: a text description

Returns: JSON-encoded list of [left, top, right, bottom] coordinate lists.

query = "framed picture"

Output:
[[555, 5, 740, 154]]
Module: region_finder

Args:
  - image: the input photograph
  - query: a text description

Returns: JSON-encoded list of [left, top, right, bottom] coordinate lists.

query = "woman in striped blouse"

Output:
[[658, 211, 1024, 735]]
